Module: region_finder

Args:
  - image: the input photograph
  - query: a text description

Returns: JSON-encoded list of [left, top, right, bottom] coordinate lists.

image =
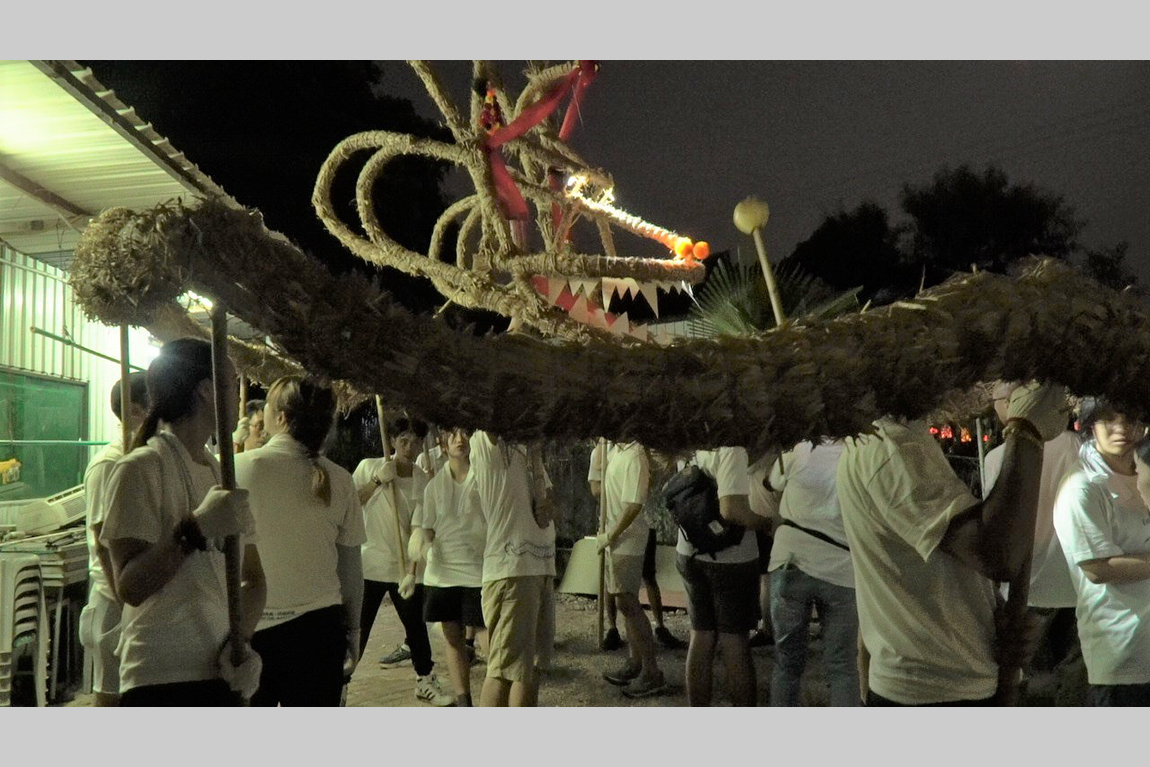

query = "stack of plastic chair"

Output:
[[0, 553, 48, 706]]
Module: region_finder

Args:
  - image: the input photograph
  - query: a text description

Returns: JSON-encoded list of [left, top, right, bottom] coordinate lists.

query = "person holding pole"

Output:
[[77, 372, 148, 707], [236, 375, 365, 706], [410, 427, 487, 706], [596, 441, 667, 698], [469, 430, 555, 707], [982, 381, 1084, 705], [100, 338, 266, 706], [353, 416, 453, 706], [836, 382, 1067, 706]]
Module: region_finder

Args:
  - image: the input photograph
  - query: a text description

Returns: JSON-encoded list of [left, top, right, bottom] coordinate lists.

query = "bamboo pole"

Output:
[[210, 304, 245, 669], [751, 228, 786, 328], [119, 325, 131, 450], [595, 438, 609, 649], [975, 417, 987, 494]]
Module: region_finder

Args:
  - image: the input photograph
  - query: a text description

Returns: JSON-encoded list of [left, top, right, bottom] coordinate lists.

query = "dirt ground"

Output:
[[64, 591, 835, 707]]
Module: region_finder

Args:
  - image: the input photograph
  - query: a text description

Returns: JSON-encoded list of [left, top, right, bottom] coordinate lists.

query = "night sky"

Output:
[[378, 61, 1150, 281]]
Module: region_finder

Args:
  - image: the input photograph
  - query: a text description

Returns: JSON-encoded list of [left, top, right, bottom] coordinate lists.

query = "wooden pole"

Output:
[[751, 227, 787, 328], [975, 417, 987, 495], [210, 304, 245, 668], [236, 376, 249, 454], [996, 558, 1033, 706], [595, 438, 609, 650], [119, 325, 131, 450]]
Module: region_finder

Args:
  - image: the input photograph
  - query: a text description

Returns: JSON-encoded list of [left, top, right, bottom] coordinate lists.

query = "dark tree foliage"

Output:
[[900, 164, 1084, 276], [83, 60, 452, 314], [1084, 240, 1141, 295], [783, 201, 912, 302]]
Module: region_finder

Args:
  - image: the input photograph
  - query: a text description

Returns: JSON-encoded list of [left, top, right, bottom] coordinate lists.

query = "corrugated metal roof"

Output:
[[0, 60, 236, 262]]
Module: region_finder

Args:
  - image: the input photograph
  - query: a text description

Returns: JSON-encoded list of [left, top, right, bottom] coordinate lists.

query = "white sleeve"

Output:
[[352, 459, 375, 492], [713, 447, 750, 498]]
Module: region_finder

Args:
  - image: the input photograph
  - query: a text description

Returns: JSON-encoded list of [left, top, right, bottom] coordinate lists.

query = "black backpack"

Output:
[[661, 465, 745, 558]]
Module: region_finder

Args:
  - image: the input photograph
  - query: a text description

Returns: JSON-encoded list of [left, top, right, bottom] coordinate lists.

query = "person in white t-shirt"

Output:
[[101, 338, 265, 706], [837, 382, 1067, 706], [77, 372, 148, 707], [595, 442, 667, 698], [410, 427, 487, 706], [353, 417, 453, 706], [1053, 399, 1150, 706], [670, 446, 771, 707], [469, 430, 555, 707], [767, 439, 857, 706], [236, 376, 366, 706], [233, 399, 268, 454], [589, 441, 685, 653], [983, 380, 1084, 705]]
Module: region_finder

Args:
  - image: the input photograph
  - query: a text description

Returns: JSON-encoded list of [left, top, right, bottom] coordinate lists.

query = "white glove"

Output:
[[373, 461, 397, 485], [398, 573, 416, 600], [595, 532, 611, 553], [218, 639, 262, 699], [192, 487, 254, 540], [408, 527, 432, 564], [232, 416, 250, 446], [1007, 382, 1070, 442]]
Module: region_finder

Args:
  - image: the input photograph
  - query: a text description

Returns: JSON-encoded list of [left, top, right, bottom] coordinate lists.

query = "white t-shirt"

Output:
[[469, 431, 556, 582], [414, 464, 486, 588], [99, 430, 230, 691], [603, 443, 651, 557], [768, 441, 853, 589], [1053, 440, 1150, 685], [748, 452, 780, 521], [416, 446, 447, 477], [675, 447, 761, 564], [84, 437, 124, 601], [837, 418, 997, 705], [352, 458, 428, 584], [587, 441, 618, 483], [236, 433, 366, 630], [983, 429, 1081, 608]]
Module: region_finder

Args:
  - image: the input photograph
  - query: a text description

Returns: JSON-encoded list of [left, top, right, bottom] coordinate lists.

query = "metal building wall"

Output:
[[0, 246, 155, 463]]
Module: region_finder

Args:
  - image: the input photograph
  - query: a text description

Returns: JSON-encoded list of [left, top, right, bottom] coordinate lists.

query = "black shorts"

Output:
[[755, 531, 773, 574], [642, 528, 657, 579], [675, 554, 760, 634], [423, 585, 485, 628]]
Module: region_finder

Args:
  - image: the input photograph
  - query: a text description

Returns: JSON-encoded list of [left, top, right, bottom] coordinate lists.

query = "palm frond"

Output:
[[688, 258, 860, 339]]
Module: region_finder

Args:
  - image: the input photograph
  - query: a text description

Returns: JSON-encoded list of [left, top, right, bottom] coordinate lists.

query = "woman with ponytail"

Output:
[[100, 338, 266, 706], [235, 375, 366, 706]]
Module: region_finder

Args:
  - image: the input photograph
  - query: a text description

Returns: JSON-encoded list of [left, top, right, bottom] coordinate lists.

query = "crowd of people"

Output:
[[76, 337, 1150, 706]]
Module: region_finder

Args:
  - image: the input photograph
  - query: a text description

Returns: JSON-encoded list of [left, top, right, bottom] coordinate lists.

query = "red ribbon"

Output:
[[484, 61, 598, 223]]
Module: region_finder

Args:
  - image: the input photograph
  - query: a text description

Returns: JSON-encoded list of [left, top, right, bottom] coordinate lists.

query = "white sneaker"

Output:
[[415, 673, 455, 707]]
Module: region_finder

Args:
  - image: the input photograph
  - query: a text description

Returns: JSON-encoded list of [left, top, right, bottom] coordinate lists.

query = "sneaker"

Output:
[[621, 672, 668, 699], [414, 673, 455, 707], [655, 626, 687, 650], [602, 627, 625, 651], [749, 629, 774, 648], [603, 662, 642, 686], [379, 643, 412, 668]]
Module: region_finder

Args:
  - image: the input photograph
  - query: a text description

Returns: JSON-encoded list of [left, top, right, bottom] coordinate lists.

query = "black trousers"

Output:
[[121, 679, 239, 707], [359, 580, 434, 676], [251, 605, 346, 707], [1089, 683, 1150, 706]]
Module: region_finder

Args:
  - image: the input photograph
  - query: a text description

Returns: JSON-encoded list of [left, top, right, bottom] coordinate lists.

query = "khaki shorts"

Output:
[[481, 575, 551, 683], [78, 587, 122, 695], [606, 552, 644, 596]]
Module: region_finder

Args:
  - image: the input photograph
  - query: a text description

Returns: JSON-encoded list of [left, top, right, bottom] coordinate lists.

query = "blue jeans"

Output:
[[769, 564, 859, 706]]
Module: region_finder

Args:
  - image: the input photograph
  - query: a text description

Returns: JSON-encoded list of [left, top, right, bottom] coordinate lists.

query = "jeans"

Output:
[[769, 564, 859, 706]]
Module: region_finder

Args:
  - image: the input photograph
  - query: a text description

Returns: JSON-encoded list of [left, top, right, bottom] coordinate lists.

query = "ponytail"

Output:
[[310, 454, 332, 506], [130, 409, 163, 452]]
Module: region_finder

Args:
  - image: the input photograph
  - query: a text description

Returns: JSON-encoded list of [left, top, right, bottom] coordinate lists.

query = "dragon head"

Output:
[[312, 60, 710, 344]]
